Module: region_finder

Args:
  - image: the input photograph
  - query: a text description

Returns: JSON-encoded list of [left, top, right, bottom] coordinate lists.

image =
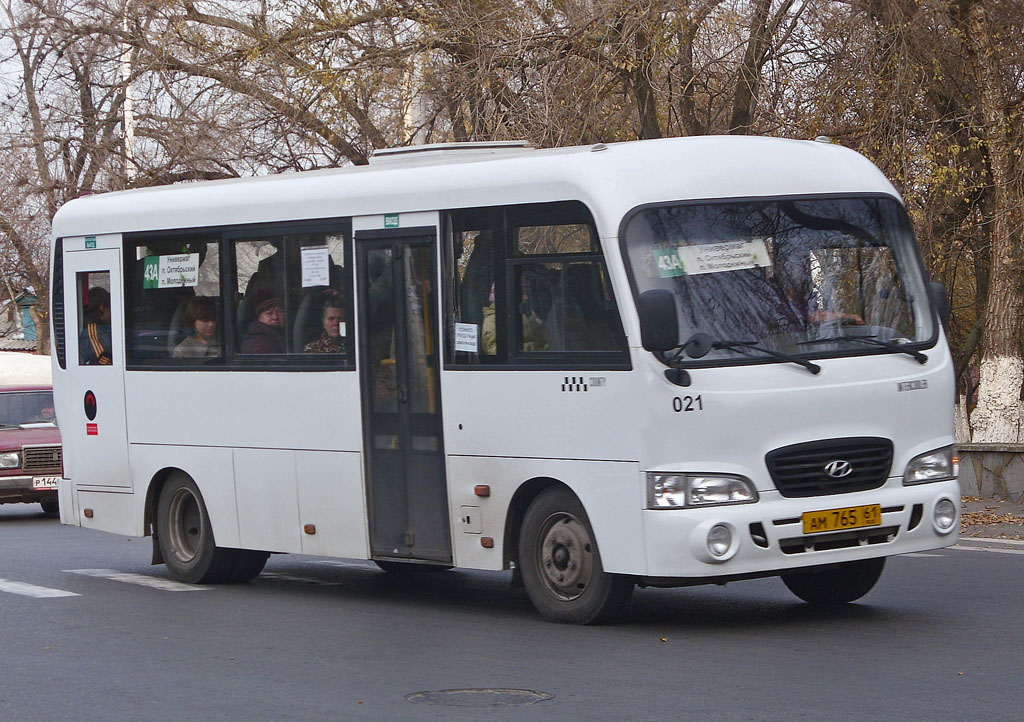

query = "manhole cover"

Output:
[[405, 688, 554, 707]]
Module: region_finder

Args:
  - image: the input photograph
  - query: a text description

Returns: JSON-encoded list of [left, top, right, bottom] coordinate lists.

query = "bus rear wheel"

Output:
[[518, 487, 633, 624], [781, 557, 886, 605], [156, 473, 265, 584]]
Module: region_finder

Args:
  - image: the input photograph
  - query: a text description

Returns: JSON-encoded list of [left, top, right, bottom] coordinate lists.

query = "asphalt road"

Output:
[[2, 503, 1022, 722]]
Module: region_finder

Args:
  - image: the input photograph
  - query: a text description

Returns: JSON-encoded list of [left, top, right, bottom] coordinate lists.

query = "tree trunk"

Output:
[[957, 0, 1024, 442], [728, 0, 773, 134]]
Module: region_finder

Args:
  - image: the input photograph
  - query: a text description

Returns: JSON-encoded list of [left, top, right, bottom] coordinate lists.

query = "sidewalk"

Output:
[[961, 496, 1024, 540]]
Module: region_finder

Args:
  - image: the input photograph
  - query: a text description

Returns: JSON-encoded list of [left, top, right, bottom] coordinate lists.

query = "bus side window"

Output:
[[77, 272, 112, 366], [447, 209, 503, 364], [124, 239, 220, 365], [233, 231, 351, 359], [235, 238, 288, 355], [293, 233, 348, 355], [460, 231, 496, 356], [445, 201, 628, 365], [509, 204, 626, 356]]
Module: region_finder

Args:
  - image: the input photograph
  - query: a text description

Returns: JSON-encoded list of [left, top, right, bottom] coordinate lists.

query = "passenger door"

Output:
[[60, 242, 132, 490], [356, 228, 451, 563]]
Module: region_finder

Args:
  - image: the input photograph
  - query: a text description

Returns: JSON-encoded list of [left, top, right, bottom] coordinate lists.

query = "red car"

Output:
[[0, 385, 62, 515]]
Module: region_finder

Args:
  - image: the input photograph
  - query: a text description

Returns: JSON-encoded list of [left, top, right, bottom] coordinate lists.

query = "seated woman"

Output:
[[304, 293, 346, 354], [172, 297, 221, 359], [241, 291, 286, 354]]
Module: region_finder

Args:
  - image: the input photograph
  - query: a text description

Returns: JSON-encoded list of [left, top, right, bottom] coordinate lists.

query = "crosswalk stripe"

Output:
[[0, 578, 80, 598], [952, 545, 1024, 556], [959, 537, 1024, 547], [65, 569, 212, 591]]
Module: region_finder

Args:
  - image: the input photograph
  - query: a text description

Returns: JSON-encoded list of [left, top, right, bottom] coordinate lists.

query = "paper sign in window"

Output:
[[301, 246, 331, 287], [454, 323, 479, 353], [673, 239, 772, 276]]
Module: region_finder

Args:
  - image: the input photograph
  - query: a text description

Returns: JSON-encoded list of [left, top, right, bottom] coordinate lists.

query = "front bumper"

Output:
[[0, 473, 61, 503], [641, 478, 960, 580]]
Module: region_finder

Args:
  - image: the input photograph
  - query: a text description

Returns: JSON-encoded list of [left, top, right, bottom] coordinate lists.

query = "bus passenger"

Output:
[[172, 297, 220, 359], [241, 292, 285, 354], [80, 287, 113, 365], [304, 295, 346, 354]]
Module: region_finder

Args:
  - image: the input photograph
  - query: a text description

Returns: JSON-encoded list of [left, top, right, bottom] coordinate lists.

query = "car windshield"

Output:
[[622, 196, 936, 365], [0, 391, 57, 427]]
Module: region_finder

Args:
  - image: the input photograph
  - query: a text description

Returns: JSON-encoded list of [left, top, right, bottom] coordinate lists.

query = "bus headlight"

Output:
[[647, 474, 687, 508], [647, 473, 757, 509], [0, 451, 20, 469], [903, 446, 958, 485]]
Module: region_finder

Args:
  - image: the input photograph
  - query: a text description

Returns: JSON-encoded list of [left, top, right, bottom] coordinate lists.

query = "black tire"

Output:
[[518, 487, 633, 624], [156, 473, 239, 584], [781, 557, 886, 605], [374, 560, 451, 574], [39, 500, 59, 515]]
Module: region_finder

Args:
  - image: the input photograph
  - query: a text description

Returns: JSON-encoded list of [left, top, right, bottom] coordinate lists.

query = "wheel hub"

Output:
[[538, 514, 593, 601], [167, 487, 203, 563]]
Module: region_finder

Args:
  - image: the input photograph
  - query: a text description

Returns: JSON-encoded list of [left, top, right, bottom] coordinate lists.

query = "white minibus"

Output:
[[50, 136, 959, 623]]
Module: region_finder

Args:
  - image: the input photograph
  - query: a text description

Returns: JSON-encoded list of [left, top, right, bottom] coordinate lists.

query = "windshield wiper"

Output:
[[799, 334, 927, 364], [713, 339, 821, 374], [670, 333, 820, 374]]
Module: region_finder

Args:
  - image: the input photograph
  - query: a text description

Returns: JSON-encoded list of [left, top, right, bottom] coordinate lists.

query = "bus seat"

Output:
[[166, 297, 191, 354], [292, 291, 324, 352]]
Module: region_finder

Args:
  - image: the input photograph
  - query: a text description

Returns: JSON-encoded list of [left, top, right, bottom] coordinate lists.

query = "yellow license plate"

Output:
[[802, 504, 882, 534]]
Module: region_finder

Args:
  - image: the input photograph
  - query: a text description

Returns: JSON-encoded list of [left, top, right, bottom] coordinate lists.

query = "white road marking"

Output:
[[0, 578, 80, 599], [959, 536, 1024, 547], [901, 553, 946, 558], [951, 545, 1024, 556], [65, 569, 211, 591]]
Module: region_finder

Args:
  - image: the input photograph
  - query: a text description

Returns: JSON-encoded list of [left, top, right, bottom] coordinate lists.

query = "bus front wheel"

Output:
[[156, 473, 267, 584], [518, 487, 633, 624], [781, 557, 886, 605]]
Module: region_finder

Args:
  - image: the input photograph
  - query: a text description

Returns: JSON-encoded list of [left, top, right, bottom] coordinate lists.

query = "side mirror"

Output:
[[928, 281, 949, 331], [638, 289, 679, 352]]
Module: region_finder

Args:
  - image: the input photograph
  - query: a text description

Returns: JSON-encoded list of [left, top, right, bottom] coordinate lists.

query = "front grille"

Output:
[[23, 445, 62, 473], [765, 437, 893, 498]]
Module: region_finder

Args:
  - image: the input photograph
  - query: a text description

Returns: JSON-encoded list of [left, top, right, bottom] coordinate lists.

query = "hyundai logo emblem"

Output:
[[824, 459, 854, 478]]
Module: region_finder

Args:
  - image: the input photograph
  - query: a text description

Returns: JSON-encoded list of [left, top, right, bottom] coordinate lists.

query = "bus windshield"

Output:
[[622, 196, 936, 365]]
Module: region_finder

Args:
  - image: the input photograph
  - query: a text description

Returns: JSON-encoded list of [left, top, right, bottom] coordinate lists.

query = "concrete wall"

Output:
[[958, 444, 1024, 503]]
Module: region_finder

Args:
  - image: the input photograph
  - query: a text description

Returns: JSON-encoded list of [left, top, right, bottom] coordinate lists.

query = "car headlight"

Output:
[[0, 451, 21, 469], [903, 445, 958, 485], [647, 473, 758, 509]]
